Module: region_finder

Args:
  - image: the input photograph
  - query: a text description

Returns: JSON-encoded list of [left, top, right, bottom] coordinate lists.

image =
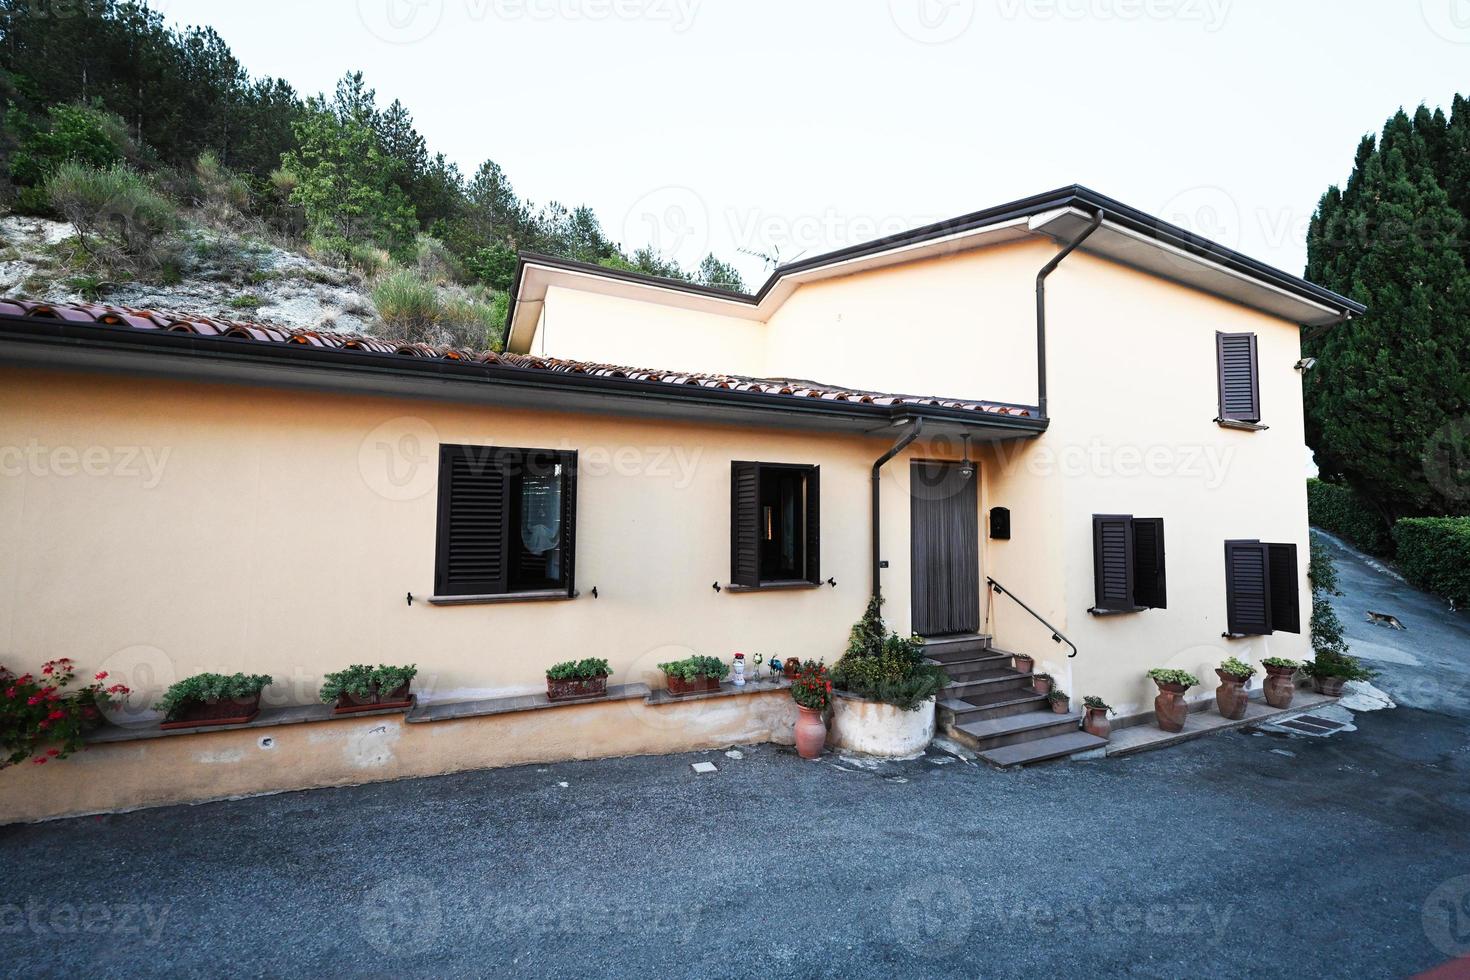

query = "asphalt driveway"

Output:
[[3, 532, 1469, 979]]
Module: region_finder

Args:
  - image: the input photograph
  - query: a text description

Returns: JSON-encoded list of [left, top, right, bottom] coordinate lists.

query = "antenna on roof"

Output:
[[738, 245, 783, 272]]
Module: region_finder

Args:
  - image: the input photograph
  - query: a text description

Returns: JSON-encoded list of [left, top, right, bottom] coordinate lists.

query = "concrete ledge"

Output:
[[86, 700, 416, 744], [1105, 692, 1337, 757], [406, 684, 650, 723], [645, 678, 789, 706]]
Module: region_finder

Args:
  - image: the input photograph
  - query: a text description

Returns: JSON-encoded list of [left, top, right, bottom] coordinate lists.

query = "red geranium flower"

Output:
[[94, 671, 108, 680]]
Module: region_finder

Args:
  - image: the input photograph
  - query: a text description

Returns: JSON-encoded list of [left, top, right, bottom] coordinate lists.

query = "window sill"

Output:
[[1087, 605, 1148, 616], [723, 580, 823, 593], [1221, 631, 1270, 639], [1215, 418, 1269, 431], [426, 589, 577, 606]]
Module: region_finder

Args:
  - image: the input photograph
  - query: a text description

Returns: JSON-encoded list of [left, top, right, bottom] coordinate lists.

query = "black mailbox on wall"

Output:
[[990, 506, 1011, 540]]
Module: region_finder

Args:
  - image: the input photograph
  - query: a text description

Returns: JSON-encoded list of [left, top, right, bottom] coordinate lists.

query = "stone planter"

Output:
[[1314, 675, 1347, 697], [1082, 706, 1111, 739], [1152, 681, 1190, 733], [1263, 665, 1296, 709], [828, 693, 936, 758], [1214, 670, 1250, 721]]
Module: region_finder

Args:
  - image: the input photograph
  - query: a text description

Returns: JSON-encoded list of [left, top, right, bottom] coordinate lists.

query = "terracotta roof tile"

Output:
[[0, 298, 1035, 420]]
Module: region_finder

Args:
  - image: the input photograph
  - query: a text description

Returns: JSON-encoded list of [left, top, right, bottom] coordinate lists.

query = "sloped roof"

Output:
[[0, 298, 1038, 421]]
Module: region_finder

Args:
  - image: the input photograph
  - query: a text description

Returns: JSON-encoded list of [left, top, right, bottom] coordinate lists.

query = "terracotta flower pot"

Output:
[[1214, 670, 1250, 721], [1049, 697, 1069, 715], [1013, 655, 1035, 675], [1315, 675, 1347, 697], [546, 675, 609, 703], [1083, 706, 1111, 739], [1263, 664, 1296, 709], [795, 706, 826, 759], [1033, 676, 1053, 695], [783, 661, 802, 679], [665, 674, 722, 697], [1153, 681, 1190, 733], [333, 682, 413, 716], [160, 693, 262, 730]]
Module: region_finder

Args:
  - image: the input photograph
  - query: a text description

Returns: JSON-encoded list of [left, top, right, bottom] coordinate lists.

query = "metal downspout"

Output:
[[1036, 209, 1104, 418], [872, 417, 924, 600]]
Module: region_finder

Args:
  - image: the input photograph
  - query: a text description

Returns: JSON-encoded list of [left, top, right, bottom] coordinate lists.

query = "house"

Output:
[[0, 185, 1363, 820]]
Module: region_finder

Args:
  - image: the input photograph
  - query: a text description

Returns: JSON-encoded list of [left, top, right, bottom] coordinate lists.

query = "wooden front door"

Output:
[[909, 460, 980, 636]]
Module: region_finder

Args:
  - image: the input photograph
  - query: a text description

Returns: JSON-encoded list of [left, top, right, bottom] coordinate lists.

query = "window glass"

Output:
[[512, 455, 564, 590]]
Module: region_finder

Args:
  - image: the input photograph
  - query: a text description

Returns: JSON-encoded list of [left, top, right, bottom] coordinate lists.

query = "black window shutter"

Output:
[[730, 461, 761, 587], [1267, 542, 1300, 634], [435, 445, 510, 596], [1224, 540, 1272, 635], [1217, 331, 1261, 422], [1092, 515, 1135, 612], [804, 466, 821, 584], [560, 451, 578, 597], [1132, 517, 1167, 609]]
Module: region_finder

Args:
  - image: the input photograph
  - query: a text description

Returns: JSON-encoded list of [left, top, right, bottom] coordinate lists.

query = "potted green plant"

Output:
[[1046, 688, 1070, 714], [1031, 672, 1053, 695], [1, 659, 132, 767], [658, 655, 730, 696], [320, 664, 418, 715], [1301, 651, 1375, 697], [1012, 652, 1035, 675], [1146, 668, 1199, 733], [790, 662, 832, 759], [1260, 657, 1300, 709], [155, 672, 273, 729], [1214, 656, 1256, 721], [1081, 696, 1112, 739], [545, 658, 611, 702]]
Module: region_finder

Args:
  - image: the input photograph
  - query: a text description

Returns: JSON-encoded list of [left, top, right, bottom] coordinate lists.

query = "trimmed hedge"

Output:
[[1393, 518, 1470, 608], [1307, 479, 1393, 555]]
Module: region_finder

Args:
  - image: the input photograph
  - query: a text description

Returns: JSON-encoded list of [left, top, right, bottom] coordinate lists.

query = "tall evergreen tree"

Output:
[[1305, 102, 1470, 520]]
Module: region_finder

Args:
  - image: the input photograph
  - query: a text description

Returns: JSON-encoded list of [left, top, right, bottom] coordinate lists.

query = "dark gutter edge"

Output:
[[0, 316, 1048, 435], [872, 418, 924, 600], [503, 184, 1364, 337]]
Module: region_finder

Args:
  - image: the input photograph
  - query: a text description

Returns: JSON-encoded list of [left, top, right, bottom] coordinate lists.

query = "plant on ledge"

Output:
[[1046, 688, 1070, 714], [1146, 668, 1200, 689], [154, 672, 273, 729], [320, 664, 418, 714], [1, 659, 131, 767], [1217, 657, 1256, 681], [657, 655, 730, 697], [1260, 656, 1302, 709], [1214, 656, 1257, 720], [545, 658, 611, 702], [1081, 695, 1112, 738], [1146, 668, 1198, 734], [830, 596, 948, 712]]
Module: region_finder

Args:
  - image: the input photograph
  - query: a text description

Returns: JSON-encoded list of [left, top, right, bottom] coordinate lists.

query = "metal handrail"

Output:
[[986, 576, 1077, 659]]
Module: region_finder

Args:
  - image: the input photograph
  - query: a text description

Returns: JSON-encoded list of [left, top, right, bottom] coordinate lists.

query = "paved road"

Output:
[[2, 532, 1469, 978]]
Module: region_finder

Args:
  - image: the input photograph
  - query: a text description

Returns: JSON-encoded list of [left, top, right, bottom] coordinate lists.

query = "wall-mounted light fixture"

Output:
[[1294, 358, 1318, 372], [959, 434, 975, 480]]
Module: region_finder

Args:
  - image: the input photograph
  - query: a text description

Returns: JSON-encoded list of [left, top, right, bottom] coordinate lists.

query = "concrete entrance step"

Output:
[[921, 634, 992, 660], [938, 689, 1049, 726], [977, 730, 1108, 769], [955, 710, 1083, 750], [944, 670, 1032, 699]]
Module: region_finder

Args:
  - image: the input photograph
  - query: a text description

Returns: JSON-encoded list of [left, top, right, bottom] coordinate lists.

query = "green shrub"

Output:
[[831, 597, 947, 711], [1260, 657, 1301, 669], [1307, 479, 1392, 555], [1046, 688, 1069, 704], [1218, 656, 1256, 680], [1082, 695, 1112, 713], [319, 663, 418, 702], [1393, 517, 1470, 608], [371, 266, 439, 337], [8, 102, 127, 194], [154, 673, 272, 721], [229, 293, 264, 309], [45, 161, 177, 265], [546, 658, 610, 681], [657, 655, 729, 682], [465, 240, 518, 290], [440, 291, 501, 349], [1146, 668, 1199, 688]]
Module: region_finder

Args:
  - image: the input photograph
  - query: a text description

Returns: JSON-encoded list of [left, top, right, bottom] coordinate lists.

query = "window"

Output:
[[1223, 540, 1299, 636], [1216, 331, 1261, 425], [1090, 514, 1166, 613], [730, 462, 819, 588], [434, 445, 577, 598]]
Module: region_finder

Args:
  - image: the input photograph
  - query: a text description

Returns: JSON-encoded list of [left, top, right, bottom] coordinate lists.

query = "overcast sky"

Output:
[[162, 0, 1468, 288]]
